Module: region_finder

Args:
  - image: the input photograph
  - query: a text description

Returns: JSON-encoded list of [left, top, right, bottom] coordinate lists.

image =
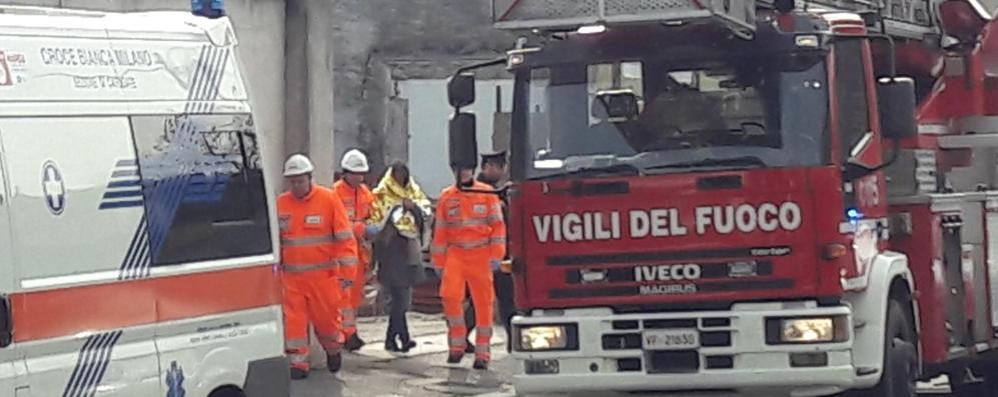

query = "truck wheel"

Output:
[[849, 298, 918, 397]]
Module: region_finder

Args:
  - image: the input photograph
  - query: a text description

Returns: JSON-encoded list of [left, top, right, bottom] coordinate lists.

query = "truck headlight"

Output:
[[766, 316, 848, 345], [516, 324, 578, 351]]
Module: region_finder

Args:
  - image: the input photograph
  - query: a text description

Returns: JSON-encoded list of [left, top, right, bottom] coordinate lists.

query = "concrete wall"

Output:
[[398, 79, 512, 196], [332, 0, 515, 181]]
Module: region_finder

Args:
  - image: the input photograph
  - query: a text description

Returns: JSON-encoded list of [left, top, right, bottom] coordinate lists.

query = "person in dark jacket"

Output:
[[463, 151, 515, 352], [371, 162, 432, 352]]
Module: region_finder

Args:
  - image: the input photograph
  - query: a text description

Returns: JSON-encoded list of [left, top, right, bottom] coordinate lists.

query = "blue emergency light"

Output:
[[191, 0, 225, 19], [846, 208, 864, 223]]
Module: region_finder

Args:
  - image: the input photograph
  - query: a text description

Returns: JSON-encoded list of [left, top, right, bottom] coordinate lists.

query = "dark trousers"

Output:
[[464, 271, 515, 337], [386, 284, 412, 344]]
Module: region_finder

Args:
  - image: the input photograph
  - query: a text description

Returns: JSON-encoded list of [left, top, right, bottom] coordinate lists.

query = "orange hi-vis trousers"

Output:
[[441, 258, 495, 361], [432, 181, 506, 362], [278, 185, 360, 371], [282, 269, 344, 371], [340, 242, 370, 337]]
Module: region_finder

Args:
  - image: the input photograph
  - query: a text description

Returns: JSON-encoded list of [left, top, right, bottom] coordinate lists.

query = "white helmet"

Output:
[[341, 149, 370, 173], [283, 154, 314, 177]]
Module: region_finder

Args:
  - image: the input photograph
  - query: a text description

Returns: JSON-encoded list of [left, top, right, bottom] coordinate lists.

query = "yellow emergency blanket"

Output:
[[370, 168, 433, 237]]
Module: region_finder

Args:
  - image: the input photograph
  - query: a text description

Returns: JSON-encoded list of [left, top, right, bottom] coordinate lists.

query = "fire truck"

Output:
[[445, 0, 998, 395]]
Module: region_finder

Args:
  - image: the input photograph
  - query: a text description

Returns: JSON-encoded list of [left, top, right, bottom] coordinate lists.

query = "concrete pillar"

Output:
[[284, 0, 336, 187]]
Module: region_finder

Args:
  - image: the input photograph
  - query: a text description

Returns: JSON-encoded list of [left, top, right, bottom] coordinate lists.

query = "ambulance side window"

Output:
[[130, 114, 272, 266]]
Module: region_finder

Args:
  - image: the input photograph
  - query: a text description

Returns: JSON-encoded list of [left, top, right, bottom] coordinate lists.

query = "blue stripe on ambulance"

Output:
[[61, 331, 123, 397], [107, 44, 231, 281]]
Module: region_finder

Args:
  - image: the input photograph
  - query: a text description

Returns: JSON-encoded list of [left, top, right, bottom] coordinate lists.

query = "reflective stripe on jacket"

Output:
[[431, 181, 506, 267], [332, 180, 375, 239], [277, 185, 359, 279]]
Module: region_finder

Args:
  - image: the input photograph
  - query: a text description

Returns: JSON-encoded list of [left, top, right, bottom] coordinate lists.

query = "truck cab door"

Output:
[[0, 128, 22, 397]]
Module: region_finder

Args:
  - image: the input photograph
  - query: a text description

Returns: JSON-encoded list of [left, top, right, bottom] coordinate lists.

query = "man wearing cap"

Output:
[[278, 154, 359, 379], [333, 149, 377, 352], [432, 163, 506, 370], [463, 151, 515, 352]]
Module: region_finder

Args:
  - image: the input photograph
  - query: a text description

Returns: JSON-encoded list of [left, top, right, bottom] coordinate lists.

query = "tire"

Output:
[[847, 298, 918, 397], [209, 386, 246, 397]]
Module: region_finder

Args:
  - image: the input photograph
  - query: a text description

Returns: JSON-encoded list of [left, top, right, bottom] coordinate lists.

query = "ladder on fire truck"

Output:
[[492, 0, 994, 44]]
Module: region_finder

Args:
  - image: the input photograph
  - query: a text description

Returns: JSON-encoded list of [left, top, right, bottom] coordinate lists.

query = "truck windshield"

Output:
[[523, 53, 829, 179]]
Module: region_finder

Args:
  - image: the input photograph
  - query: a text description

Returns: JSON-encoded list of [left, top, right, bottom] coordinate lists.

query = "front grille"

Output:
[[701, 331, 732, 347], [617, 358, 643, 372], [612, 320, 640, 330], [644, 319, 698, 329], [603, 333, 642, 350], [705, 355, 734, 369], [648, 351, 700, 374], [601, 316, 735, 373]]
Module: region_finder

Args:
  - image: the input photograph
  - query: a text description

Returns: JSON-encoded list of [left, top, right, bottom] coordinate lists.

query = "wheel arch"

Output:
[[846, 251, 919, 389]]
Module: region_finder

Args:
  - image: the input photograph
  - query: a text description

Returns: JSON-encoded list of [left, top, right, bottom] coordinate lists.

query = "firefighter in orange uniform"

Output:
[[333, 149, 376, 351], [278, 154, 359, 380], [432, 164, 506, 370]]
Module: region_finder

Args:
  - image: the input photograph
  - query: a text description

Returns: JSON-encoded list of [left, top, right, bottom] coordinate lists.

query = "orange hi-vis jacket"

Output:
[[431, 182, 506, 268], [278, 185, 359, 280], [332, 180, 375, 241]]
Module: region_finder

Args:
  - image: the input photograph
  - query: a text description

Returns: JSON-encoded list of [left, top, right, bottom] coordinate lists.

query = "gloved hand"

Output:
[[490, 259, 501, 272], [364, 224, 381, 239]]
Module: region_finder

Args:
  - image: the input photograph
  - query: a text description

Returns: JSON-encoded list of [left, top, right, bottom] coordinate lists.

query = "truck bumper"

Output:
[[244, 355, 291, 397], [511, 302, 856, 397]]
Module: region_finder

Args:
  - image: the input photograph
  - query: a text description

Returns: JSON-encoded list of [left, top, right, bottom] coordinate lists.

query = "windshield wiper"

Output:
[[644, 155, 768, 171], [529, 163, 643, 180]]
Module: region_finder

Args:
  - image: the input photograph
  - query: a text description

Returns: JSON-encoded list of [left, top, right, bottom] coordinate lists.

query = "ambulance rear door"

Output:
[[0, 115, 161, 397]]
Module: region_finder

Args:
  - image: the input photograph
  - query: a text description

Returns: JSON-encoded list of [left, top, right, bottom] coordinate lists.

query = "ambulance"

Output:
[[0, 6, 288, 397]]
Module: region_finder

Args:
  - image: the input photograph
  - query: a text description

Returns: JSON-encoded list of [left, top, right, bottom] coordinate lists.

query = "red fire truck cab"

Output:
[[446, 0, 998, 395]]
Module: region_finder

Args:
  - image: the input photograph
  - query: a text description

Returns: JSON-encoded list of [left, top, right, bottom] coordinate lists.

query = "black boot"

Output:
[[384, 335, 400, 352], [327, 353, 342, 373], [473, 358, 489, 370], [447, 351, 464, 364], [344, 334, 366, 352], [464, 340, 475, 354], [290, 367, 309, 380], [400, 339, 417, 353]]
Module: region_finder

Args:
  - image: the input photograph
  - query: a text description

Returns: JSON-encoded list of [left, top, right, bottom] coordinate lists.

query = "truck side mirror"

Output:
[[448, 73, 476, 108], [449, 112, 478, 169], [877, 77, 917, 141]]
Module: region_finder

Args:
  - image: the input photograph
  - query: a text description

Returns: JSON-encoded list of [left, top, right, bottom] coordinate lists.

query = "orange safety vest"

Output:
[[277, 185, 359, 277], [431, 182, 506, 267], [332, 180, 375, 239]]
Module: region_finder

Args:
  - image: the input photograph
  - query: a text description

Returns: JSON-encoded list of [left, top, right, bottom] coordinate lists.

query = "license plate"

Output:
[[643, 329, 700, 350]]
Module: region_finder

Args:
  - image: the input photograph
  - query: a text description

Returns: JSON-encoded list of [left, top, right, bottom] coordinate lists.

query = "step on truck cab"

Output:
[[446, 0, 998, 395], [0, 6, 288, 397]]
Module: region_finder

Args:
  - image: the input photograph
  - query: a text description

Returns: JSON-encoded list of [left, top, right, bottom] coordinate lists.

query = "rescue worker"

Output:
[[278, 154, 359, 379], [463, 151, 515, 352], [333, 149, 377, 352], [432, 163, 506, 370]]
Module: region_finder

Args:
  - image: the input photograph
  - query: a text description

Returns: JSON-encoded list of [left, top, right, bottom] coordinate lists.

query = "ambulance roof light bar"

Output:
[[191, 0, 225, 19]]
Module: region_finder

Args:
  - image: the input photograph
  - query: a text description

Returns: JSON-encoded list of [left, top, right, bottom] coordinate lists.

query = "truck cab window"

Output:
[[833, 39, 871, 162], [523, 51, 829, 179]]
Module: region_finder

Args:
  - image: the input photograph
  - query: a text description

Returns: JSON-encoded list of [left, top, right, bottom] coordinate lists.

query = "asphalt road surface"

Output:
[[290, 313, 956, 397]]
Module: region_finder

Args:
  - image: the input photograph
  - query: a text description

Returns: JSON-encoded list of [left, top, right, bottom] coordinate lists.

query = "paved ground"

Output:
[[291, 313, 956, 397]]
